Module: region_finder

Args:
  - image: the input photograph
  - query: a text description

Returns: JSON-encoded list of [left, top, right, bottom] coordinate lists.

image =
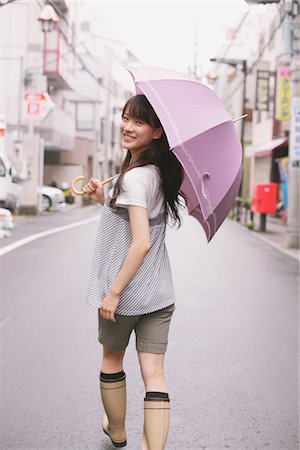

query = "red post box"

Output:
[[251, 183, 279, 214]]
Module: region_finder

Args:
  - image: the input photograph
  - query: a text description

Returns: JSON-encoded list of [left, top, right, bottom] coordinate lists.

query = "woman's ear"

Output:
[[153, 127, 163, 140]]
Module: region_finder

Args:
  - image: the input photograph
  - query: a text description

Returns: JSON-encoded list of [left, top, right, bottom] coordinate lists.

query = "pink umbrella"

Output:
[[127, 65, 243, 242]]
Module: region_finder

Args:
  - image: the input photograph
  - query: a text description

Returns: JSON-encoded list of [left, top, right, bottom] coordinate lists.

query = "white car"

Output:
[[0, 207, 13, 238], [41, 186, 66, 211], [0, 154, 22, 213]]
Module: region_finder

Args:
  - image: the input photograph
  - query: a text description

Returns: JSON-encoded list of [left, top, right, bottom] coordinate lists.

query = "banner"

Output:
[[275, 65, 291, 121]]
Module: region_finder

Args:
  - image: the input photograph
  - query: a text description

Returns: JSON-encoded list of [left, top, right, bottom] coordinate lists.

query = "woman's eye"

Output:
[[137, 121, 144, 125]]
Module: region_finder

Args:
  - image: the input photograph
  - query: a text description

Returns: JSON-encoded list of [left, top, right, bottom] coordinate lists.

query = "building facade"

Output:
[[208, 3, 292, 207], [0, 0, 136, 213]]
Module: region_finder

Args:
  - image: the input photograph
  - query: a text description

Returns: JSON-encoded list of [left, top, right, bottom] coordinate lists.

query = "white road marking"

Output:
[[0, 216, 99, 257]]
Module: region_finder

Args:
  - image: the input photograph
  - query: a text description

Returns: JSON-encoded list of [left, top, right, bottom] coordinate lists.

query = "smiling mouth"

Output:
[[123, 134, 136, 140]]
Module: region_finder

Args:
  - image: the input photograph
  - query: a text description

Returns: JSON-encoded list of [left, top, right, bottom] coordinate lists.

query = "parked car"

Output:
[[0, 207, 14, 238], [60, 181, 75, 204], [0, 154, 22, 213], [41, 186, 66, 212]]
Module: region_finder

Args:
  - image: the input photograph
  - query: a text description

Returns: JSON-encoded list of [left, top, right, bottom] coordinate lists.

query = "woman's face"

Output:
[[120, 109, 162, 158]]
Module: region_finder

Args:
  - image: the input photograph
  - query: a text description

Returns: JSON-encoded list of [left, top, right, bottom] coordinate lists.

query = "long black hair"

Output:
[[110, 95, 186, 227]]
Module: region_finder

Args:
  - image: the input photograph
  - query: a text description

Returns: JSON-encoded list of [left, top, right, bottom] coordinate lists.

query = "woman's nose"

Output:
[[124, 121, 133, 131]]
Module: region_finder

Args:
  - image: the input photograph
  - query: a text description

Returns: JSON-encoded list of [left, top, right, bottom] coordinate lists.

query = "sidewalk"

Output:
[[230, 213, 300, 261]]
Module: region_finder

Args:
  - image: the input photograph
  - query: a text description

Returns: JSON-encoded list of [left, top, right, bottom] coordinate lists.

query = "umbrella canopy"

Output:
[[127, 65, 242, 242]]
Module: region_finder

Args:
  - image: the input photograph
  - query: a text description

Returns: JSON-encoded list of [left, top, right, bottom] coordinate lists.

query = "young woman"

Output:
[[83, 94, 186, 449]]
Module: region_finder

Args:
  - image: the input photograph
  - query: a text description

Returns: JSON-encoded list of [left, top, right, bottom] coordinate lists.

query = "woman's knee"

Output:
[[101, 346, 125, 372]]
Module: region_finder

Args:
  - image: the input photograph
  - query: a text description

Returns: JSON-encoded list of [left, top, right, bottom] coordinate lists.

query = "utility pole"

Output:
[[286, 4, 300, 249]]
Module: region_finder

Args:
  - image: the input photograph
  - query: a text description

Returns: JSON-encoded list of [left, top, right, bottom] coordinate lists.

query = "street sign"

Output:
[[23, 92, 54, 122]]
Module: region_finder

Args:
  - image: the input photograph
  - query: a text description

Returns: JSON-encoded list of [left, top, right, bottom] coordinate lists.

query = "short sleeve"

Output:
[[115, 168, 148, 209]]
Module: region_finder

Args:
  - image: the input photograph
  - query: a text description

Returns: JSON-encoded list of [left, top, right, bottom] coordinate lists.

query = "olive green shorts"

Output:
[[98, 303, 175, 354]]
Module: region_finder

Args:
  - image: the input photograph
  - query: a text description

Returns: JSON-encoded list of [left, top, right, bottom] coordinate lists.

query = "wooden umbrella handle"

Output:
[[71, 175, 115, 196], [72, 176, 85, 195]]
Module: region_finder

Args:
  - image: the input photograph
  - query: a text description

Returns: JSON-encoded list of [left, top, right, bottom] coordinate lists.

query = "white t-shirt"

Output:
[[109, 164, 165, 219], [86, 164, 175, 314]]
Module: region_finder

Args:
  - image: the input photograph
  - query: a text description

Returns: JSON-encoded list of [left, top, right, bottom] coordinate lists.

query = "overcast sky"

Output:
[[85, 0, 250, 75]]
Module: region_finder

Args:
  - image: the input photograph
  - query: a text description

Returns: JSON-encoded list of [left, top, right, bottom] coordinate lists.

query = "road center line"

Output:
[[0, 216, 99, 257]]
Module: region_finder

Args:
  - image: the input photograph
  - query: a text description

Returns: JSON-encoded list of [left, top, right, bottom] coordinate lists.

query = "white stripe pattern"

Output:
[[85, 198, 176, 315]]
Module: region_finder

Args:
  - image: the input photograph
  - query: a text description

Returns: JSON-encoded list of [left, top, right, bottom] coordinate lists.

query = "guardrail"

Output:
[[229, 197, 254, 229], [230, 197, 287, 232]]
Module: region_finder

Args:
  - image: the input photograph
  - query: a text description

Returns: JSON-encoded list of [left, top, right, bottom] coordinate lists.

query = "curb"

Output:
[[229, 219, 300, 262]]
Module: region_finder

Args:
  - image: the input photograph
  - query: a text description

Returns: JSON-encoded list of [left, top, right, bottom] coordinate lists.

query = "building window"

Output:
[[76, 102, 95, 130]]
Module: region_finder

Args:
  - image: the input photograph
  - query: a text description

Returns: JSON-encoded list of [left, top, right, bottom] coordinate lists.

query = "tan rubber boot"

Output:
[[100, 375, 127, 448], [142, 397, 170, 450]]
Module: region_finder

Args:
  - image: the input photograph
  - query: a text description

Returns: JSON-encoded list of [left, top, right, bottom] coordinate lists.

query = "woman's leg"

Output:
[[137, 352, 167, 392], [100, 346, 127, 448], [138, 352, 170, 450]]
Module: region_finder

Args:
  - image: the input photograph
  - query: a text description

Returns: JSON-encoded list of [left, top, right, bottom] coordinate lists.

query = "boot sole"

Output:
[[103, 427, 127, 448]]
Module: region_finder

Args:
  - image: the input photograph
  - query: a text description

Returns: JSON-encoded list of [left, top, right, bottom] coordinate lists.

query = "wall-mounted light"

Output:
[[38, 4, 60, 33]]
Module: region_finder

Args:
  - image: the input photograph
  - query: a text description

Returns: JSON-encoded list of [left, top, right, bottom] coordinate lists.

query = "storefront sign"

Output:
[[255, 70, 270, 111], [275, 65, 291, 121], [290, 96, 300, 166]]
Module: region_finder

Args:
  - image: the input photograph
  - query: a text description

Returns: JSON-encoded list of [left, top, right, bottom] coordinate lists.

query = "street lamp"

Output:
[[38, 4, 60, 33]]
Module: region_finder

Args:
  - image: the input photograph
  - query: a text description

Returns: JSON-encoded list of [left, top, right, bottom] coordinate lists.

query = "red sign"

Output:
[[23, 92, 54, 121], [24, 93, 48, 101]]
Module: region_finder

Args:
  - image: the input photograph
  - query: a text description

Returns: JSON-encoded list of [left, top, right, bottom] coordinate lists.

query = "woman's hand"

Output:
[[99, 290, 121, 322], [83, 178, 105, 205]]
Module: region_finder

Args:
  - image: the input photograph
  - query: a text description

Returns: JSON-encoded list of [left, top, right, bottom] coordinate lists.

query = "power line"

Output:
[[216, 5, 286, 103], [0, 0, 19, 7], [214, 10, 251, 72]]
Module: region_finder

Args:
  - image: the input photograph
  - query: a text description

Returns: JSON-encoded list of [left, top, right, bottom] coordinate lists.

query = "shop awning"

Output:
[[245, 137, 288, 158]]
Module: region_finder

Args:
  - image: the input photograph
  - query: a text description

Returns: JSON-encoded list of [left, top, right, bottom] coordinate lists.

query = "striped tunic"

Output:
[[85, 169, 176, 316]]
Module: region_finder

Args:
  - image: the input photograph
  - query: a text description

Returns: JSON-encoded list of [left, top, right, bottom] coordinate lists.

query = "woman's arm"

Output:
[[99, 205, 151, 322]]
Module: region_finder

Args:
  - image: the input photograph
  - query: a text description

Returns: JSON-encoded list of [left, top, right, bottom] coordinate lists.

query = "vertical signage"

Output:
[[275, 65, 291, 121], [290, 97, 300, 166], [256, 70, 270, 111]]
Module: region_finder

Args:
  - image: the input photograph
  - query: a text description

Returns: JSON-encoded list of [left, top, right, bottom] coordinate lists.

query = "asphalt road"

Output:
[[1, 206, 299, 450]]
